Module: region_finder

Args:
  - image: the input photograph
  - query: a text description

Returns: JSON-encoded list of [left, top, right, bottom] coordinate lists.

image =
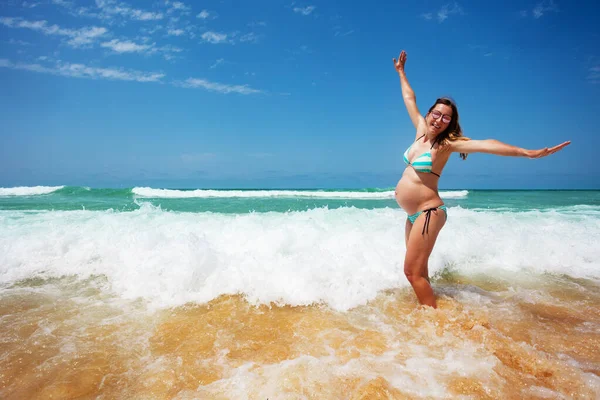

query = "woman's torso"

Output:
[[395, 135, 451, 214]]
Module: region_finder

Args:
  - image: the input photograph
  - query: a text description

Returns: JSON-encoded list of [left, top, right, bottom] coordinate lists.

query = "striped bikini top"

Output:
[[403, 134, 441, 177]]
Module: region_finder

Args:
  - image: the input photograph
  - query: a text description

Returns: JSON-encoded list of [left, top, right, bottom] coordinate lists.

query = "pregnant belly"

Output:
[[394, 174, 440, 215]]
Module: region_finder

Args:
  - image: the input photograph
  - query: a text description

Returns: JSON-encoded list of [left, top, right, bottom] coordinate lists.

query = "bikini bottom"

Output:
[[407, 205, 447, 235]]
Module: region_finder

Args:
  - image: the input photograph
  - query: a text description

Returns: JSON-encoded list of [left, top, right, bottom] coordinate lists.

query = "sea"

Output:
[[1, 186, 599, 399]]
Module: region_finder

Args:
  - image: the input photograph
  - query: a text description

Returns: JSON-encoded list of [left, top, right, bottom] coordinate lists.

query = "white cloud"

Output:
[[239, 32, 260, 43], [468, 44, 494, 57], [334, 29, 354, 37], [420, 3, 463, 23], [196, 9, 216, 20], [72, 7, 101, 19], [157, 45, 183, 60], [99, 39, 182, 59], [331, 15, 353, 38], [159, 45, 183, 53], [532, 0, 559, 19], [140, 24, 164, 35], [66, 26, 107, 47], [0, 58, 165, 82], [131, 10, 164, 21], [101, 39, 153, 53], [210, 58, 224, 69], [167, 28, 185, 36], [0, 17, 107, 47], [201, 31, 228, 44], [95, 0, 164, 21], [293, 6, 315, 16], [198, 30, 262, 45], [248, 21, 266, 27], [168, 1, 190, 12], [179, 78, 261, 94], [51, 0, 74, 7], [287, 45, 311, 57], [22, 2, 41, 8], [0, 57, 267, 94], [437, 2, 463, 22], [160, 46, 183, 60], [6, 38, 33, 46], [51, 0, 100, 20]]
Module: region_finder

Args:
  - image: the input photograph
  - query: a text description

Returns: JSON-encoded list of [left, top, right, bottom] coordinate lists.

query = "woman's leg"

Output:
[[403, 210, 446, 308], [404, 218, 412, 248], [405, 218, 430, 283]]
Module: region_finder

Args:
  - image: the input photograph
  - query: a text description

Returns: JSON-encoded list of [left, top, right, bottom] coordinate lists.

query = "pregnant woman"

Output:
[[393, 50, 570, 308]]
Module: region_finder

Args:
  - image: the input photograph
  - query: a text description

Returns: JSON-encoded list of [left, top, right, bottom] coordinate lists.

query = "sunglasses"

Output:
[[431, 110, 452, 124]]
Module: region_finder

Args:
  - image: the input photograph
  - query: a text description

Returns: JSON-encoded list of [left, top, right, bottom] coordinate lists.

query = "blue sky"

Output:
[[0, 0, 598, 189]]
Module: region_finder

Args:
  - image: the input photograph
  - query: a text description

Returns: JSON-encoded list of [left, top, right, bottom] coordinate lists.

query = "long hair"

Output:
[[427, 97, 469, 160]]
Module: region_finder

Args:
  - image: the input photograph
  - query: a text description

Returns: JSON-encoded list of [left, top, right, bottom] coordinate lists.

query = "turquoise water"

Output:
[[1, 186, 599, 213]]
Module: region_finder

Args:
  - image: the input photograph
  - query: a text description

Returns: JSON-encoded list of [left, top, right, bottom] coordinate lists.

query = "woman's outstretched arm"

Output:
[[393, 50, 424, 133], [450, 139, 571, 158]]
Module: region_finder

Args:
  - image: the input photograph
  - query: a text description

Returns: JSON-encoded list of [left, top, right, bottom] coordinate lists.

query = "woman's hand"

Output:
[[524, 141, 571, 158], [393, 49, 422, 130], [393, 50, 407, 75]]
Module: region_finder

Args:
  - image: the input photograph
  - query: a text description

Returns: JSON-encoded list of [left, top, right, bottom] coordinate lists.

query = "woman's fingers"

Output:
[[531, 141, 570, 158], [547, 141, 570, 156], [394, 51, 407, 71], [555, 141, 571, 150]]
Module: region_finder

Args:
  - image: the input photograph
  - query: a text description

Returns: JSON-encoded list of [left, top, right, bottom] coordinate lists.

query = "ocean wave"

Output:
[[132, 187, 469, 199], [0, 186, 65, 196], [438, 190, 469, 198], [1, 205, 598, 311]]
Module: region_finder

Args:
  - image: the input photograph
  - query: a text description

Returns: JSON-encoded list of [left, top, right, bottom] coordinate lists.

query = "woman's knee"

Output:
[[404, 260, 426, 283], [404, 268, 417, 284]]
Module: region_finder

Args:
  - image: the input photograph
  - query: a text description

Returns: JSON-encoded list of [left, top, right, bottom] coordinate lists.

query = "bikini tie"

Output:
[[421, 207, 439, 235]]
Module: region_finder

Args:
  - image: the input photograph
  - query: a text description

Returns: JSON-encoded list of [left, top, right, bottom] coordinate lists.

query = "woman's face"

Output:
[[427, 104, 453, 136]]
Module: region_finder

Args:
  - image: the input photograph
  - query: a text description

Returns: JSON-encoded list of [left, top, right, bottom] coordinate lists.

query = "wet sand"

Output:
[[1, 274, 599, 399]]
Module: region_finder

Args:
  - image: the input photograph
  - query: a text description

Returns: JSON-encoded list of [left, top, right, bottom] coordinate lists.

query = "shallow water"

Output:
[[1, 274, 599, 399], [1, 187, 599, 398]]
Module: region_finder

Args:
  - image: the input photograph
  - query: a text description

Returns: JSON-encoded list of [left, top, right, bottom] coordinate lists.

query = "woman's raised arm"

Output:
[[450, 139, 571, 158], [393, 50, 425, 133]]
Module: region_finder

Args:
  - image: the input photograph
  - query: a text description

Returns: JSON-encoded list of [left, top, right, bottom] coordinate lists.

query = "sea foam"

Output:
[[0, 186, 64, 196], [132, 187, 469, 199], [1, 205, 598, 310]]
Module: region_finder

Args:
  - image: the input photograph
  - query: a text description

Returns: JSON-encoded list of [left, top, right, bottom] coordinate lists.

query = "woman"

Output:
[[393, 50, 570, 308]]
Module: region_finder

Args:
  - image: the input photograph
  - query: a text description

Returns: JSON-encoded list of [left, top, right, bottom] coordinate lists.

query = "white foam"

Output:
[[1, 205, 598, 310], [132, 187, 469, 200], [0, 186, 64, 196], [188, 333, 499, 399], [438, 190, 469, 198], [522, 386, 567, 399]]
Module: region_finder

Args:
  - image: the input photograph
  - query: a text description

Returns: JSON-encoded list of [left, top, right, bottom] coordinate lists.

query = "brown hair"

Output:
[[427, 97, 469, 160]]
